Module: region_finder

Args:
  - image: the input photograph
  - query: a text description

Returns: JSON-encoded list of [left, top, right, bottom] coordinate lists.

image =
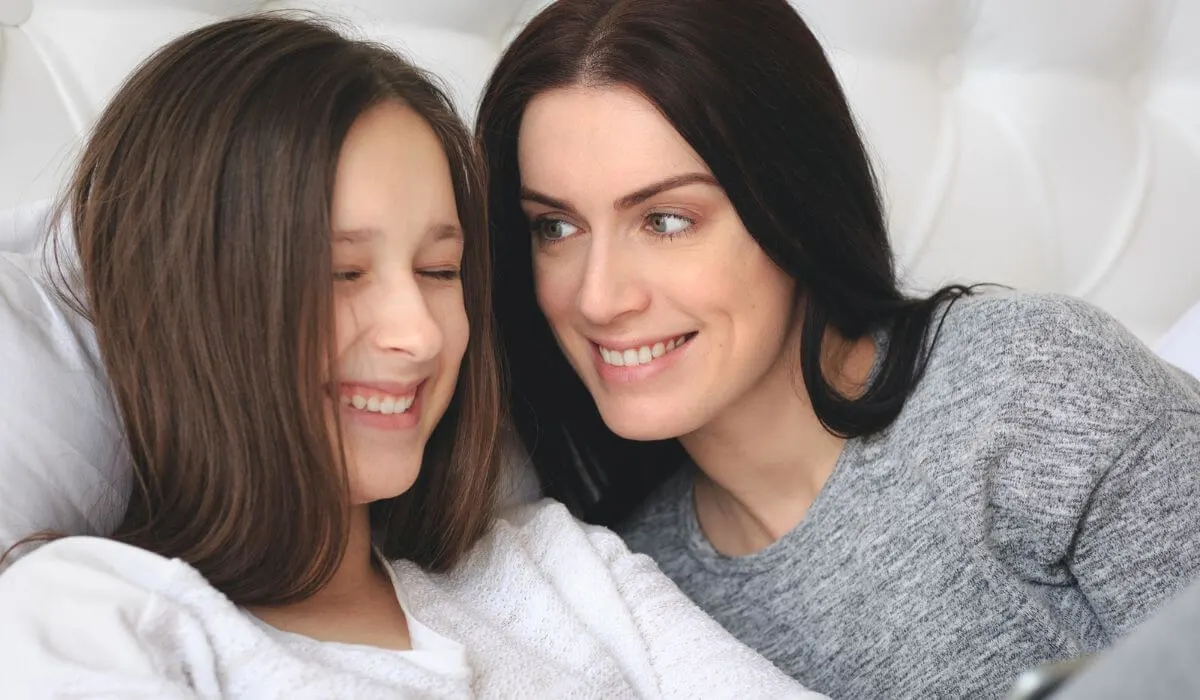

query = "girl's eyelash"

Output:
[[421, 269, 461, 281], [335, 269, 460, 282]]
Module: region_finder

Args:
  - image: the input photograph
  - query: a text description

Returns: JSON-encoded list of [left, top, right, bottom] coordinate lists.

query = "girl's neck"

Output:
[[248, 505, 411, 650], [683, 332, 876, 556], [315, 504, 383, 602]]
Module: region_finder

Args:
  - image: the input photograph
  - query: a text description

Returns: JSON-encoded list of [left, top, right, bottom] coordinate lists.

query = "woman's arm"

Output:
[[0, 538, 203, 699], [1069, 408, 1200, 638]]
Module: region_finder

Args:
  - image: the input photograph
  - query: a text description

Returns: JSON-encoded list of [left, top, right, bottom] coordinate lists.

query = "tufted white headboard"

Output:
[[1, 0, 1197, 343]]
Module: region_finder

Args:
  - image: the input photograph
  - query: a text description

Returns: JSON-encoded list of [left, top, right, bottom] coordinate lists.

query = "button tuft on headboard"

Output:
[[0, 0, 32, 27]]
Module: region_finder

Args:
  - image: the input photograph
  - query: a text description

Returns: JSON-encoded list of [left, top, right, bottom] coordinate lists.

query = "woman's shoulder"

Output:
[[907, 289, 1200, 468], [926, 289, 1200, 412], [937, 290, 1140, 358], [896, 290, 1200, 529], [903, 292, 1200, 562]]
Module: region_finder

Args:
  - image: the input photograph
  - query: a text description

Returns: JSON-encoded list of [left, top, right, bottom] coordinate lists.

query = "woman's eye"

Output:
[[532, 217, 580, 243], [647, 213, 694, 237], [334, 270, 364, 283]]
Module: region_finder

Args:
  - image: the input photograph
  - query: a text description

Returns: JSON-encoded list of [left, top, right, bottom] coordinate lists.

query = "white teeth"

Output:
[[598, 335, 691, 368], [346, 393, 415, 415]]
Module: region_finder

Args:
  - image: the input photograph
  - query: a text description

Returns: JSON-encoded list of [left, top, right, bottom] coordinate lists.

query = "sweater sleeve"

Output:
[[0, 538, 203, 699], [1069, 408, 1200, 637], [971, 295, 1200, 642]]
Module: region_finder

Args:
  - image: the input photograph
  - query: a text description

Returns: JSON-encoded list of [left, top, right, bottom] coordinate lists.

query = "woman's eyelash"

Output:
[[530, 216, 576, 244], [645, 212, 696, 238], [529, 211, 697, 244], [334, 270, 364, 282]]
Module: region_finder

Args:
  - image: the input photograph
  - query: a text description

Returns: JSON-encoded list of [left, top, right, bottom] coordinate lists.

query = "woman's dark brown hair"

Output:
[[478, 0, 971, 525], [43, 13, 502, 605]]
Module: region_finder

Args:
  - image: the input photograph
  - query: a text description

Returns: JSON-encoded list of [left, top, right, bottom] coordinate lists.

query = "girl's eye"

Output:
[[419, 269, 461, 281], [532, 217, 581, 243], [334, 270, 364, 283], [647, 213, 694, 237]]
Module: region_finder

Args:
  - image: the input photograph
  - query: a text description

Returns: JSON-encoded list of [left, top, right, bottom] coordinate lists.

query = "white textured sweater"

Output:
[[0, 499, 820, 699]]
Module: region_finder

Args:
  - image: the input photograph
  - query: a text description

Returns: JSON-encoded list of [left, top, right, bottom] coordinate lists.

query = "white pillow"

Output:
[[1158, 301, 1200, 380], [0, 200, 129, 569]]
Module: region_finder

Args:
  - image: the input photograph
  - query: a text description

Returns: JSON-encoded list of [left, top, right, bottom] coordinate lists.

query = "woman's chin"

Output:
[[598, 403, 695, 443]]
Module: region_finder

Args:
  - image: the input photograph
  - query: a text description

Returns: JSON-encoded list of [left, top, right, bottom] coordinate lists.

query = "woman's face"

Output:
[[518, 85, 798, 441], [329, 101, 468, 504]]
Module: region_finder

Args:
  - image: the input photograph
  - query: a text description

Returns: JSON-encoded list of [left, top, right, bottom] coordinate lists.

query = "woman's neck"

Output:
[[683, 332, 876, 556], [248, 505, 411, 650]]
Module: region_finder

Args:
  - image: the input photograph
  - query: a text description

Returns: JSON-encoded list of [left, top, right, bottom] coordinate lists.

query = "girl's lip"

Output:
[[338, 379, 425, 397], [337, 382, 425, 431]]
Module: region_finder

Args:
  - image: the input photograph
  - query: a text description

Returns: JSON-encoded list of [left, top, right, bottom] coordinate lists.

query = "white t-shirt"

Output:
[[0, 499, 823, 699]]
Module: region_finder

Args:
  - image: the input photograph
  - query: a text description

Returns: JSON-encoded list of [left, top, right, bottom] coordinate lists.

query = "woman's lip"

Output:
[[591, 333, 695, 384], [588, 332, 697, 352]]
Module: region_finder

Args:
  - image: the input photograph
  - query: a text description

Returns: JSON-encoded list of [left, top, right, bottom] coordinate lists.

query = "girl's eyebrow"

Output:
[[332, 228, 378, 244], [332, 224, 462, 244]]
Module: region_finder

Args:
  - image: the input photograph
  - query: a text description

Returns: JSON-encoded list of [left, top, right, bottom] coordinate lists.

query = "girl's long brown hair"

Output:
[[33, 14, 502, 605]]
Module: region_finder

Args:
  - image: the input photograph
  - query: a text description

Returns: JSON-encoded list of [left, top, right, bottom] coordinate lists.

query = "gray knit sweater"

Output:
[[618, 292, 1200, 699]]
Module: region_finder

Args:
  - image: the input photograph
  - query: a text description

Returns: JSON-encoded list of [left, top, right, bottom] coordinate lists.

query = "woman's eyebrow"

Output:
[[613, 173, 718, 210], [519, 172, 719, 214], [520, 188, 573, 213]]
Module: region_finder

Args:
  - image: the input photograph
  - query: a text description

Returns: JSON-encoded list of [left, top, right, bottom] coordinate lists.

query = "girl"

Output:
[[0, 14, 817, 699]]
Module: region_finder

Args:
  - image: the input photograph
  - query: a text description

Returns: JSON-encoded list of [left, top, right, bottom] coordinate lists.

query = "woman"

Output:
[[478, 0, 1200, 697], [0, 15, 817, 699]]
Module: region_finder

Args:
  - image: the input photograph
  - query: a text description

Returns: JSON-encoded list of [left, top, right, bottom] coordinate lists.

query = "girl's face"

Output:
[[329, 101, 468, 504], [519, 85, 798, 441]]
